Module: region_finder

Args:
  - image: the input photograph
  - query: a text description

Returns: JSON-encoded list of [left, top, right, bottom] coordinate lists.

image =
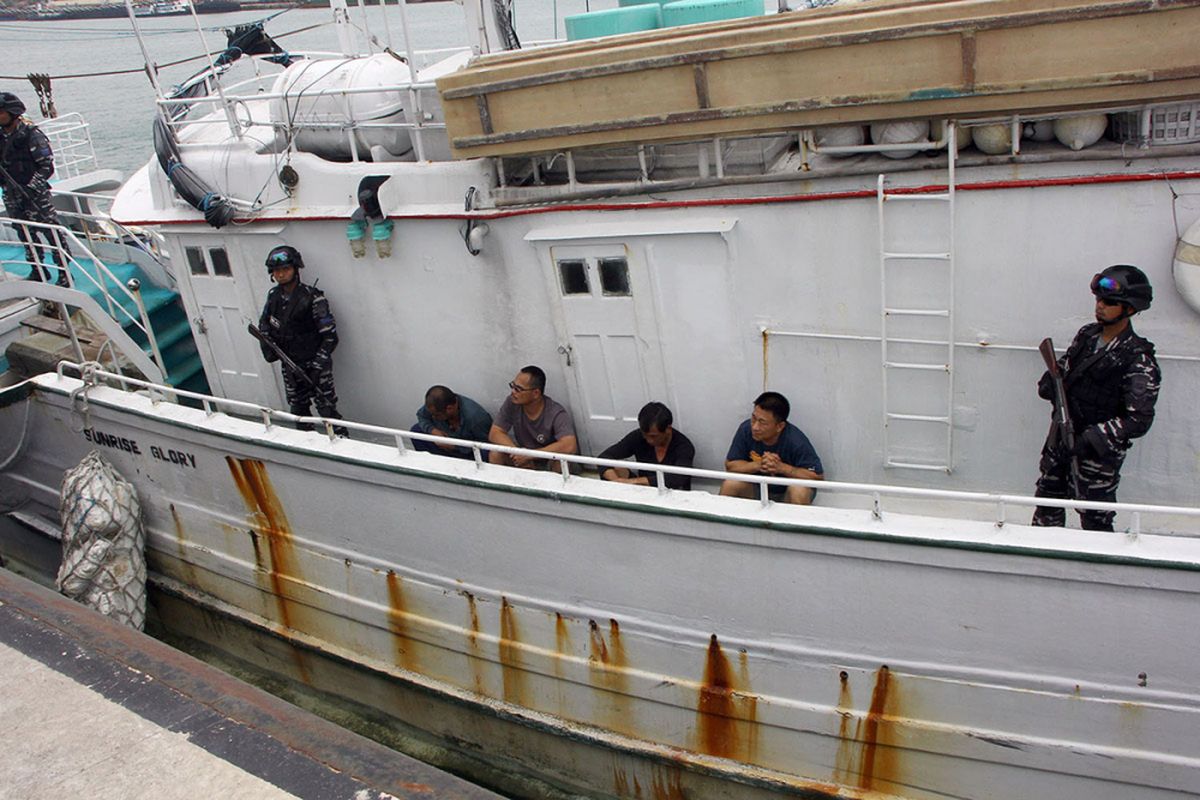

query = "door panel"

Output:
[[547, 245, 666, 452], [179, 240, 282, 408]]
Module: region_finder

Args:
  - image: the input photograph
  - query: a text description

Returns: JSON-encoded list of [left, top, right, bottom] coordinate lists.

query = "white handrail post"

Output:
[[356, 0, 375, 54], [126, 278, 165, 375], [186, 0, 242, 141], [330, 0, 358, 57], [123, 0, 166, 99]]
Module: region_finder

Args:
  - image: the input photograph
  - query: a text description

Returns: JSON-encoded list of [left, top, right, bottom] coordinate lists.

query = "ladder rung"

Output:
[[886, 413, 951, 423], [884, 307, 950, 317], [885, 460, 952, 472], [885, 361, 950, 371], [882, 252, 952, 261], [882, 192, 951, 202]]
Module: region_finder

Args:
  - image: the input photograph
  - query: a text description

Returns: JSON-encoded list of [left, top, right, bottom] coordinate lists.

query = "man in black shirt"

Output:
[[1032, 265, 1160, 531], [598, 402, 695, 490]]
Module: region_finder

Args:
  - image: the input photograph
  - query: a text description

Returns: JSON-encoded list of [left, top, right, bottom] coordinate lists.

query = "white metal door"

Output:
[[178, 241, 283, 408], [548, 244, 667, 451]]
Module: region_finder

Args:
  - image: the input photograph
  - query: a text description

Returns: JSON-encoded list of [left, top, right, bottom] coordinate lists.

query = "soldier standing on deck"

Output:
[[1032, 265, 1161, 531], [257, 245, 342, 429], [0, 91, 72, 286]]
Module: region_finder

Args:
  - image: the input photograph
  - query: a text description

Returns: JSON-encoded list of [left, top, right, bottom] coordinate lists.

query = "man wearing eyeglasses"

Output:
[[488, 365, 578, 469], [1032, 265, 1161, 531]]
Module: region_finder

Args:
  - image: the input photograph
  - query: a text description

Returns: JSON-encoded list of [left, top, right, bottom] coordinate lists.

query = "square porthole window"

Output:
[[184, 246, 207, 276], [209, 247, 232, 276], [558, 259, 590, 295], [598, 257, 631, 296]]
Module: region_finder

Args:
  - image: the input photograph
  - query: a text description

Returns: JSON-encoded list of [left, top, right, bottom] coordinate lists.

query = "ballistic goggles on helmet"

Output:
[[266, 248, 297, 269], [1091, 273, 1123, 297]]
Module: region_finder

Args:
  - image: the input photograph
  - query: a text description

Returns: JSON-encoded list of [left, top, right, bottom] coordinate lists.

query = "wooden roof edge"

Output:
[[437, 0, 1200, 98], [437, 0, 1182, 90]]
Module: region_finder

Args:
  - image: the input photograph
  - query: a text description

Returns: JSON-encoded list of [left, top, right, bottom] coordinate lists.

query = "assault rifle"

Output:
[[0, 161, 31, 201], [1039, 337, 1084, 499], [247, 322, 317, 389]]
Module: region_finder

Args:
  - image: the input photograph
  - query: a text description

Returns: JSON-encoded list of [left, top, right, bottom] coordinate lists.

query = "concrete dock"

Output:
[[0, 567, 502, 800]]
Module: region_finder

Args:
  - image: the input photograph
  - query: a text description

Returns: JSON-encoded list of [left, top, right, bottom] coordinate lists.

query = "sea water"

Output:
[[1, 0, 601, 177]]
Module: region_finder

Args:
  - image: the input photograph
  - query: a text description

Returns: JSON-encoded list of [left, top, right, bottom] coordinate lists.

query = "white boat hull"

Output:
[[3, 374, 1198, 798]]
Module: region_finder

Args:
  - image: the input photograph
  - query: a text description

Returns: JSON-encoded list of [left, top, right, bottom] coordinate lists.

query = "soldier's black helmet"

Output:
[[265, 245, 304, 273], [1091, 264, 1152, 312], [0, 92, 25, 118]]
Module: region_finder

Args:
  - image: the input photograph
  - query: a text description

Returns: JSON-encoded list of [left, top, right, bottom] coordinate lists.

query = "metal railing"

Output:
[[50, 189, 172, 283], [159, 72, 452, 165], [41, 113, 100, 180], [0, 219, 165, 370], [55, 361, 1200, 537]]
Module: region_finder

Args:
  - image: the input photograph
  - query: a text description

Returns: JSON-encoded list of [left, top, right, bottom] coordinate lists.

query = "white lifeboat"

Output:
[[1173, 215, 1200, 315], [269, 54, 414, 161]]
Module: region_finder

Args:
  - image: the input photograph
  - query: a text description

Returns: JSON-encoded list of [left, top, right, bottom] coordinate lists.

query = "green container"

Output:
[[618, 0, 665, 6], [661, 0, 763, 27], [565, 4, 663, 40]]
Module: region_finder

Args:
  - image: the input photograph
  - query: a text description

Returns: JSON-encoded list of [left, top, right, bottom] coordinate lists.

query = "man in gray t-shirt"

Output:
[[488, 365, 578, 469]]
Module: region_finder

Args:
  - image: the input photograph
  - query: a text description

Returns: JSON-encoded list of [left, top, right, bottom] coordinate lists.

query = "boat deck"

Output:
[[0, 568, 501, 800]]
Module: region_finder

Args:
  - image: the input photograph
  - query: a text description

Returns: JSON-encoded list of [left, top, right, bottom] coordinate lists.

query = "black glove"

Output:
[[1037, 371, 1054, 401]]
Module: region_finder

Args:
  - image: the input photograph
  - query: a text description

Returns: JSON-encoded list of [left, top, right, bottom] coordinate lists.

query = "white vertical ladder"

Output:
[[877, 124, 958, 473]]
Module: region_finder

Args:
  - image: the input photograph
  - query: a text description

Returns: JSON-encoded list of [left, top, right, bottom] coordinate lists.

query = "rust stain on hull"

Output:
[[498, 596, 527, 707], [589, 618, 635, 738], [167, 503, 198, 585], [589, 618, 610, 664], [554, 612, 572, 681], [833, 666, 903, 793], [860, 665, 900, 791], [613, 765, 630, 797], [465, 592, 485, 696], [833, 670, 855, 783], [225, 456, 310, 683], [693, 634, 758, 763], [385, 570, 420, 673], [609, 619, 628, 675], [650, 765, 686, 800]]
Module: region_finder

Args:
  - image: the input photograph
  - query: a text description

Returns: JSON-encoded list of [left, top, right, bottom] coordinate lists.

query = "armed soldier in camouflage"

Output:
[[257, 245, 343, 429], [0, 91, 71, 286], [1032, 265, 1161, 531]]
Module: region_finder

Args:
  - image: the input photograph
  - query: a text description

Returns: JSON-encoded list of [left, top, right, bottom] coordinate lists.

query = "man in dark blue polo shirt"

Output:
[[720, 391, 823, 505]]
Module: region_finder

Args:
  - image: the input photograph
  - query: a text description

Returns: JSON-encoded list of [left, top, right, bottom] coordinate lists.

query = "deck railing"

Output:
[[50, 189, 172, 284], [41, 113, 100, 180], [55, 361, 1200, 537], [1, 219, 165, 371], [158, 71, 452, 165]]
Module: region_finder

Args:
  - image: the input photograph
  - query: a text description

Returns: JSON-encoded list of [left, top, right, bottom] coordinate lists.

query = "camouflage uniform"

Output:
[[0, 116, 70, 284], [257, 280, 341, 426], [1033, 322, 1160, 531]]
